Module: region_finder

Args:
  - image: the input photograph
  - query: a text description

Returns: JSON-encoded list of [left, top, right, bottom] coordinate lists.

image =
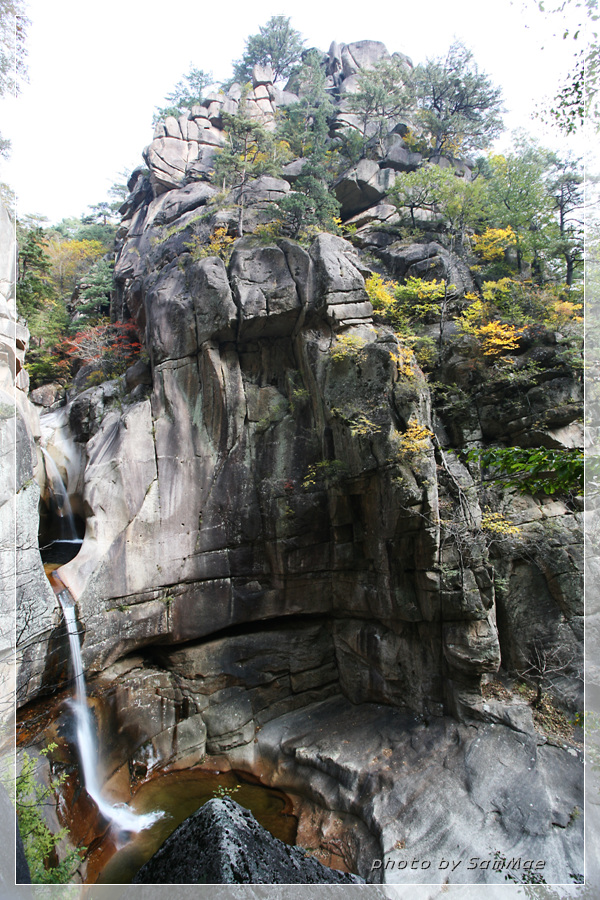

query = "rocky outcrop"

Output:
[[15, 36, 585, 888], [132, 796, 363, 884], [432, 325, 584, 711], [0, 203, 57, 709], [334, 159, 398, 218], [142, 67, 298, 197], [254, 697, 583, 885], [43, 194, 508, 726], [23, 40, 581, 730]]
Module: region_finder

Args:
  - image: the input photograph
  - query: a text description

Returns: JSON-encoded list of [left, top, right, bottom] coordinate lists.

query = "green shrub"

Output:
[[467, 446, 583, 496], [16, 744, 85, 884]]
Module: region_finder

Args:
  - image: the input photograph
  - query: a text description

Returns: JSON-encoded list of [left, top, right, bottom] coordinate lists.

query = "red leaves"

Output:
[[60, 320, 142, 372]]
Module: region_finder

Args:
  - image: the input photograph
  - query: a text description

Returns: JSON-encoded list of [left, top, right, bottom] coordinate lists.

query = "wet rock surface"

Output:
[[252, 697, 583, 885]]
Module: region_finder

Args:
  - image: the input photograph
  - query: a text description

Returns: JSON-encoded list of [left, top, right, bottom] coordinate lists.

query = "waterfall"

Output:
[[41, 448, 79, 543], [59, 591, 162, 833]]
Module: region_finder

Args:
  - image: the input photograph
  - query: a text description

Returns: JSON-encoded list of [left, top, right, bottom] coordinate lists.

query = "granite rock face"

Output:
[[0, 203, 57, 709], [251, 697, 583, 885], [24, 36, 581, 726], [132, 796, 363, 884], [50, 199, 504, 721], [15, 37, 585, 888]]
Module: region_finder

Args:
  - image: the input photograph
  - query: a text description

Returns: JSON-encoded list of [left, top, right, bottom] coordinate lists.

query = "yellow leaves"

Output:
[[389, 345, 416, 379], [489, 153, 508, 175], [458, 298, 489, 333], [365, 273, 396, 312], [302, 459, 347, 489], [442, 133, 464, 155], [481, 511, 521, 536], [394, 276, 452, 324], [364, 273, 409, 328], [252, 149, 276, 166], [458, 285, 522, 357], [276, 138, 291, 155], [544, 298, 583, 326], [188, 226, 235, 262], [46, 238, 105, 294], [402, 127, 429, 154], [397, 419, 434, 455], [481, 277, 517, 304], [473, 227, 516, 261], [349, 413, 380, 437], [397, 276, 447, 303], [460, 280, 582, 337], [253, 221, 284, 242], [330, 333, 367, 362], [476, 320, 523, 357]]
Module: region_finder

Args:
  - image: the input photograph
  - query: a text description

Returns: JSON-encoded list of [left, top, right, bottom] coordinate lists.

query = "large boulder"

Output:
[[334, 159, 397, 218], [254, 696, 583, 885], [229, 239, 302, 338], [132, 796, 363, 884], [143, 128, 224, 195], [377, 240, 475, 297], [309, 232, 372, 322], [382, 135, 423, 172]]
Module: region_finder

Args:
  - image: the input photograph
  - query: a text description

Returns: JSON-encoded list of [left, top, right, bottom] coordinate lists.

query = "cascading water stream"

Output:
[[41, 448, 79, 544], [58, 591, 162, 833]]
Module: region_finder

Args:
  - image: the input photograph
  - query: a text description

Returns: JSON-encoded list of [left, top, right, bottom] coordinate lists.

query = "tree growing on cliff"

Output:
[[389, 165, 446, 228], [16, 223, 54, 314], [232, 16, 304, 85], [277, 50, 341, 237], [346, 55, 413, 157], [213, 102, 288, 236], [390, 163, 486, 255], [277, 50, 334, 159], [547, 153, 585, 285], [154, 66, 213, 122], [16, 221, 70, 386], [519, 640, 578, 708], [411, 41, 504, 157], [482, 141, 557, 277]]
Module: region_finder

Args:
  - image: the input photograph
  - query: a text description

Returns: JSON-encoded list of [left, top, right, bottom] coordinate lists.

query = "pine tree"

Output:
[[412, 41, 504, 157], [232, 16, 304, 85], [277, 50, 341, 237], [213, 100, 286, 236], [154, 67, 213, 123], [346, 56, 413, 157]]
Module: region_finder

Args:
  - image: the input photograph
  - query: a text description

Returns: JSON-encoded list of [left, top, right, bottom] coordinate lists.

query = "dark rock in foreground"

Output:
[[132, 797, 364, 884]]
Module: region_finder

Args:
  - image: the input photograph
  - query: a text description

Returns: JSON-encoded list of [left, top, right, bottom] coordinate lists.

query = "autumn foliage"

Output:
[[60, 320, 142, 377]]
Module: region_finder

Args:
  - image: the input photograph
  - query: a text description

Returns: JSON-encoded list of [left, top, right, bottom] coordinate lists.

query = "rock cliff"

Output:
[[15, 42, 584, 884], [1, 203, 56, 714]]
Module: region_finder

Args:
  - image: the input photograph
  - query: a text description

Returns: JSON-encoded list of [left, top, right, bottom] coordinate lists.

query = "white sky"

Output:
[[0, 0, 584, 224]]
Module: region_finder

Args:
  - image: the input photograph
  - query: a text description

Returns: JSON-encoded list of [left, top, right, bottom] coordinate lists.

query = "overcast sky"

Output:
[[0, 0, 584, 224]]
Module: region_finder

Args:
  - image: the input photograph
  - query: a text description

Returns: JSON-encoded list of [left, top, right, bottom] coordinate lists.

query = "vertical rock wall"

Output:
[[0, 203, 57, 711]]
